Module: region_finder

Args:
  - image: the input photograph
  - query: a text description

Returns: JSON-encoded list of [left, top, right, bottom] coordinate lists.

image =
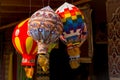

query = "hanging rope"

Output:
[[42, 0, 44, 7], [71, 0, 73, 4], [29, 0, 31, 16], [48, 0, 50, 6]]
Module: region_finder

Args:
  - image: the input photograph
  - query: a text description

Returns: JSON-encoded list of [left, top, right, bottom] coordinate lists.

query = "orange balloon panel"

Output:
[[12, 18, 37, 66]]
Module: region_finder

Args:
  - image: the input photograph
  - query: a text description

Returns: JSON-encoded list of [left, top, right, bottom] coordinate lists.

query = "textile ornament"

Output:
[[12, 18, 37, 78], [28, 6, 63, 72], [56, 2, 87, 69]]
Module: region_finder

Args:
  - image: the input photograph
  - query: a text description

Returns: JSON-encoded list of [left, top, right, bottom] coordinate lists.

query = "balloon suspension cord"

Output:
[[48, 0, 50, 6], [42, 0, 44, 7], [29, 0, 31, 17]]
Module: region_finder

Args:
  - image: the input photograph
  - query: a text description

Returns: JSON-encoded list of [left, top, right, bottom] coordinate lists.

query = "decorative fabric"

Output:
[[55, 2, 87, 69], [56, 2, 87, 46], [12, 18, 37, 79], [28, 6, 63, 72], [36, 61, 49, 80], [28, 6, 63, 54], [12, 18, 37, 66]]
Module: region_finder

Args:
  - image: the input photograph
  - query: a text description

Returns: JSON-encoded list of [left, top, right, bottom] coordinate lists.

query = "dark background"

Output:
[[0, 0, 109, 80]]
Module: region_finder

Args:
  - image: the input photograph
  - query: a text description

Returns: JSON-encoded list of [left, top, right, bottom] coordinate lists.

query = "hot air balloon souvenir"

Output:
[[12, 18, 37, 78], [28, 6, 63, 72], [56, 2, 87, 69]]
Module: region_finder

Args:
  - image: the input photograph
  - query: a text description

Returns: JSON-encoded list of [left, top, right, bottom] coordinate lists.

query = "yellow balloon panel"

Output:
[[18, 18, 29, 28], [26, 37, 33, 54], [32, 46, 38, 55], [15, 37, 23, 54]]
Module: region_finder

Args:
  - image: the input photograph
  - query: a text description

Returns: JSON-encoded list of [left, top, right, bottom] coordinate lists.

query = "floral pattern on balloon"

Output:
[[28, 6, 63, 72]]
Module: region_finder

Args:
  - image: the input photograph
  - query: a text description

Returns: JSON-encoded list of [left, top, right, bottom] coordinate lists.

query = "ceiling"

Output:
[[0, 0, 91, 31]]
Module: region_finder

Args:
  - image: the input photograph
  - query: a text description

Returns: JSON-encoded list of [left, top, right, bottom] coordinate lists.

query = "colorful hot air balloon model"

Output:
[[28, 6, 63, 72], [55, 2, 87, 69], [12, 18, 37, 79]]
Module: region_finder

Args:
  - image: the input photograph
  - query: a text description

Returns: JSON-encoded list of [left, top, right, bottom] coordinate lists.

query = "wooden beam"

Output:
[[0, 21, 21, 30], [73, 0, 91, 6], [1, 0, 91, 7], [0, 0, 91, 30], [1, 3, 41, 8], [79, 57, 92, 63]]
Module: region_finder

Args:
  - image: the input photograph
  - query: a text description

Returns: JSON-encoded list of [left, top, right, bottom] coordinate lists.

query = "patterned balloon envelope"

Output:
[[28, 6, 63, 54], [28, 6, 63, 72], [12, 18, 37, 78], [56, 2, 87, 69]]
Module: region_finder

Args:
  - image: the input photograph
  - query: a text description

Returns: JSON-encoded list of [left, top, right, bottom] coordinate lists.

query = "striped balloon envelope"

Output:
[[12, 18, 37, 66]]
